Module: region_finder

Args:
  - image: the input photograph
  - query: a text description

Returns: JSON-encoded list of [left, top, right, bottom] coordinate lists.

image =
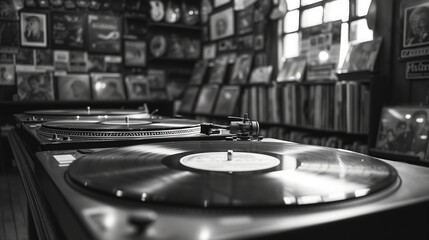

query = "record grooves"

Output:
[[67, 141, 398, 208]]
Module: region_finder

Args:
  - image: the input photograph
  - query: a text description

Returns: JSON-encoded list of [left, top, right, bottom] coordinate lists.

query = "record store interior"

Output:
[[3, 0, 429, 239]]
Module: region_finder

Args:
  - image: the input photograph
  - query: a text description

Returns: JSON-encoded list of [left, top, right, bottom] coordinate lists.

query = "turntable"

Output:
[[33, 138, 429, 240]]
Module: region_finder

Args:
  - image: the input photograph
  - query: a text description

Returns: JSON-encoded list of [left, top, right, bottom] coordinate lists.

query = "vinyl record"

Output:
[[67, 141, 398, 207]]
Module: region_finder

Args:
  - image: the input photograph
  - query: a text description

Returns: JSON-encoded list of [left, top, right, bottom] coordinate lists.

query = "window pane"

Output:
[[356, 0, 371, 17], [284, 10, 300, 33], [301, 6, 323, 28], [283, 33, 300, 59], [286, 0, 300, 10], [339, 23, 349, 68], [324, 0, 349, 22], [301, 0, 322, 6], [350, 19, 373, 42]]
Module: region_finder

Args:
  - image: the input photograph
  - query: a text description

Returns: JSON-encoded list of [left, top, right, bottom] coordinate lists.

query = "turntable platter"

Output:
[[25, 109, 150, 117], [37, 119, 202, 138], [67, 141, 398, 207]]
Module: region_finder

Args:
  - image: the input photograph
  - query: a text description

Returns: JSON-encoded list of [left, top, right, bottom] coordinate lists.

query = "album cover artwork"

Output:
[[210, 7, 235, 41], [91, 73, 125, 100], [0, 64, 15, 85], [0, 53, 13, 64], [403, 1, 429, 48], [203, 43, 216, 59], [16, 71, 53, 101], [213, 85, 240, 116], [124, 18, 146, 38], [20, 12, 48, 48], [238, 34, 254, 50], [52, 11, 86, 49], [0, 0, 23, 20], [53, 50, 69, 71], [184, 38, 200, 59], [254, 34, 265, 50], [88, 14, 122, 54], [194, 84, 220, 114], [277, 56, 307, 82], [338, 38, 382, 73], [237, 6, 253, 35], [218, 38, 237, 52], [179, 86, 199, 113], [168, 35, 185, 58], [87, 54, 105, 72], [208, 55, 228, 84], [249, 65, 273, 84], [35, 49, 53, 70], [69, 51, 87, 72], [16, 48, 34, 65], [189, 60, 208, 85], [0, 22, 19, 47], [125, 75, 150, 100], [149, 35, 167, 58], [230, 53, 253, 84], [57, 74, 91, 100], [166, 78, 187, 100], [148, 69, 166, 88], [376, 106, 429, 162], [124, 40, 146, 67], [104, 55, 122, 73]]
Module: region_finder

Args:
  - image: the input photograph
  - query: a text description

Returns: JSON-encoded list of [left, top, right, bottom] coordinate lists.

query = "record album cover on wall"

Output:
[[124, 40, 146, 67], [20, 11, 48, 48], [125, 75, 150, 100], [87, 14, 122, 54], [57, 74, 91, 101], [230, 53, 253, 84], [17, 71, 53, 101], [91, 73, 125, 101], [52, 11, 86, 50], [376, 106, 429, 162]]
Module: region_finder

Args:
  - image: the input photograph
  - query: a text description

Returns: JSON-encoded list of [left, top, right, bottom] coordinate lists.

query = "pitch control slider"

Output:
[[200, 113, 262, 141]]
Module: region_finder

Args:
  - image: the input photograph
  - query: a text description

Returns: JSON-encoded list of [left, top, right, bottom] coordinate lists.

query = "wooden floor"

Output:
[[0, 167, 28, 240]]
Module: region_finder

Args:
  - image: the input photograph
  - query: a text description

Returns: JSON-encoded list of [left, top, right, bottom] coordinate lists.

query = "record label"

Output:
[[180, 152, 282, 172]]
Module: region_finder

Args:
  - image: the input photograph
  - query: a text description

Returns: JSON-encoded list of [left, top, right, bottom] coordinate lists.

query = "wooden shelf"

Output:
[[148, 22, 201, 31]]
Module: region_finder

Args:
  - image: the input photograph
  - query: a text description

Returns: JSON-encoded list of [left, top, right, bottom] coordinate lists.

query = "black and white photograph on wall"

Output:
[[0, 64, 15, 85], [88, 14, 122, 54], [210, 7, 234, 41], [178, 86, 199, 113], [125, 75, 150, 100], [149, 35, 167, 58], [376, 106, 429, 162], [218, 38, 237, 52], [189, 60, 208, 85], [230, 53, 253, 84], [52, 11, 86, 49], [0, 22, 19, 48], [91, 73, 125, 100], [238, 34, 254, 50], [124, 40, 146, 67], [184, 38, 200, 59], [213, 85, 240, 116], [237, 6, 254, 35], [0, 0, 23, 20], [0, 53, 13, 64], [208, 55, 228, 84], [16, 48, 34, 65], [167, 35, 185, 58], [69, 51, 87, 72], [403, 1, 429, 48], [148, 69, 166, 89], [16, 71, 53, 101], [20, 12, 48, 48], [338, 37, 382, 73], [57, 74, 91, 100], [194, 84, 219, 114]]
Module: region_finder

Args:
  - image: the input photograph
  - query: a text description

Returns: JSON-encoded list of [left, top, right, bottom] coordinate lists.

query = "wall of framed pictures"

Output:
[[0, 0, 201, 106]]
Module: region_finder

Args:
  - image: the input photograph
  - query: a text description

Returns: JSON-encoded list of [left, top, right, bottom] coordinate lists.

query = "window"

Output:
[[282, 0, 374, 62]]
